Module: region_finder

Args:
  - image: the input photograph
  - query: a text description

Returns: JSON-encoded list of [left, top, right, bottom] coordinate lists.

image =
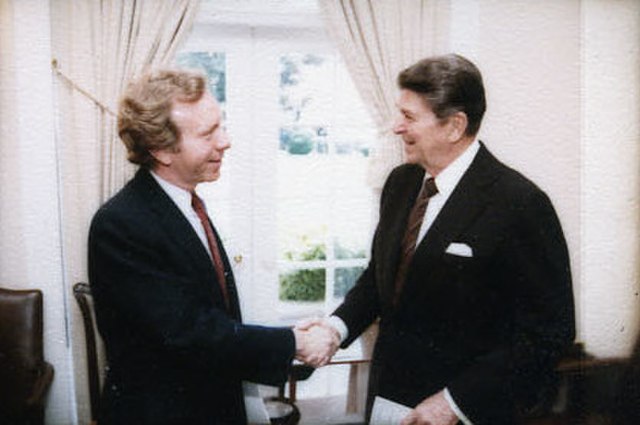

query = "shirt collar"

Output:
[[430, 139, 480, 197], [149, 170, 195, 214]]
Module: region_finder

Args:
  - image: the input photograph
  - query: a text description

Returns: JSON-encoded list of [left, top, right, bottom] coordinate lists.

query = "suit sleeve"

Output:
[[448, 189, 575, 422], [333, 246, 381, 347], [331, 169, 401, 347], [88, 206, 295, 386]]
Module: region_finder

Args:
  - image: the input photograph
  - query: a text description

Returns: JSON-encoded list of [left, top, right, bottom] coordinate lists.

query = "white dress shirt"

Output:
[[416, 140, 480, 246]]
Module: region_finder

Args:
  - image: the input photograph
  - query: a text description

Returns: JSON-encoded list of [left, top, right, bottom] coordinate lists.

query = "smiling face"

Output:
[[393, 89, 452, 175], [151, 92, 230, 191], [393, 89, 472, 176]]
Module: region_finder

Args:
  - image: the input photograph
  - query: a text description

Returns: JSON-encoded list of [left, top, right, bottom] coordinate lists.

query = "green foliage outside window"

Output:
[[279, 268, 326, 301], [279, 127, 328, 155], [279, 240, 368, 301], [282, 241, 326, 262], [279, 242, 326, 301], [279, 127, 314, 155]]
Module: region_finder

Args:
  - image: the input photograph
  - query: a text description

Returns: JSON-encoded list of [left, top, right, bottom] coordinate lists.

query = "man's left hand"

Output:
[[293, 318, 340, 367], [400, 390, 459, 425]]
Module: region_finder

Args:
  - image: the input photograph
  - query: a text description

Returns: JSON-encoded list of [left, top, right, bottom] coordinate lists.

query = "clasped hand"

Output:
[[293, 317, 340, 367]]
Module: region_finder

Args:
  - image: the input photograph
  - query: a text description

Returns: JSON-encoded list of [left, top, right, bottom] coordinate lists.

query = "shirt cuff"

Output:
[[444, 388, 473, 425], [327, 315, 349, 343]]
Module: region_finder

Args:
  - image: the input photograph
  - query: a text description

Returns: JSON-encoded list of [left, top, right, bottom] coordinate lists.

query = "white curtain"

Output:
[[50, 0, 201, 421], [92, 0, 202, 199], [318, 0, 450, 188]]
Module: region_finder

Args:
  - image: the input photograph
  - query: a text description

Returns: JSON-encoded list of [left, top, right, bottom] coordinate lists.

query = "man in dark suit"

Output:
[[308, 54, 575, 424], [88, 69, 338, 425]]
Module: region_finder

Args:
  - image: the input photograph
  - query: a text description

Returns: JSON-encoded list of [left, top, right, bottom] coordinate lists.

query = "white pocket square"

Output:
[[445, 242, 473, 257]]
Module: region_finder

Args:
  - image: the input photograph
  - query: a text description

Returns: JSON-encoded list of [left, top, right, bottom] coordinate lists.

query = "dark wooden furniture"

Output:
[[73, 282, 101, 425], [522, 343, 628, 424], [0, 287, 54, 425]]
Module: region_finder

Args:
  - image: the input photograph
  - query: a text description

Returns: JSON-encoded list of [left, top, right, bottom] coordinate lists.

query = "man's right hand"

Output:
[[293, 318, 340, 367]]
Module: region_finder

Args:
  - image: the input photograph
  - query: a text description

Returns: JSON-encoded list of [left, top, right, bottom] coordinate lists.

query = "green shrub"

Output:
[[280, 242, 327, 301], [279, 268, 326, 301]]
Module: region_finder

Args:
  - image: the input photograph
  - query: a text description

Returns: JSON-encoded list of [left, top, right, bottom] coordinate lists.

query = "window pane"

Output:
[[175, 52, 226, 104], [334, 241, 367, 260], [332, 155, 373, 259], [331, 126, 371, 157], [334, 267, 365, 298], [276, 51, 374, 307], [280, 235, 326, 262], [277, 152, 331, 263], [279, 268, 326, 301], [279, 53, 331, 125], [279, 126, 328, 155], [277, 179, 329, 262]]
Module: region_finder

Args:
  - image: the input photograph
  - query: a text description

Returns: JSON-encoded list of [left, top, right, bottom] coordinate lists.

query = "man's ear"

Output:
[[446, 112, 468, 142], [150, 148, 173, 166]]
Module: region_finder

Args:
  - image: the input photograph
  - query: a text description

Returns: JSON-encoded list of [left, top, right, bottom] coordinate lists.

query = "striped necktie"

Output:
[[393, 177, 438, 305]]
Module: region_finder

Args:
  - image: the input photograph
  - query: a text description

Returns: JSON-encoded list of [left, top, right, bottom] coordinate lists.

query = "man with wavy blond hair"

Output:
[[89, 69, 338, 425]]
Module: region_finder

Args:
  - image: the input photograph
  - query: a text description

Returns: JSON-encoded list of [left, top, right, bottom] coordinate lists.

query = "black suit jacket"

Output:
[[334, 144, 575, 424], [88, 169, 295, 425]]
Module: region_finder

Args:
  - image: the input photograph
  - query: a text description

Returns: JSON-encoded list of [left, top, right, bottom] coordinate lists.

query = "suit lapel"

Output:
[[131, 170, 239, 316], [388, 146, 501, 315], [134, 170, 213, 269], [414, 144, 502, 264]]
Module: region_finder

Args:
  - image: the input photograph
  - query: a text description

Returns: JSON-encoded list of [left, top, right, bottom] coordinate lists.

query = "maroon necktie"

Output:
[[393, 177, 438, 304], [191, 192, 230, 310]]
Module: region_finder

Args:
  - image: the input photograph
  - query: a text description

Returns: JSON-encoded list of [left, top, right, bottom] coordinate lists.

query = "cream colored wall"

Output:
[[581, 0, 640, 357], [450, 0, 640, 357], [451, 0, 582, 330]]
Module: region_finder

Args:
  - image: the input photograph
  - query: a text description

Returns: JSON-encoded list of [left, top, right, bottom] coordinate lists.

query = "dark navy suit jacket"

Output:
[[89, 168, 295, 425], [334, 144, 575, 424]]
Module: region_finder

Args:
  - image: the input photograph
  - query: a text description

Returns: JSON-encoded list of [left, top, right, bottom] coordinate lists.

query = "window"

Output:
[[175, 51, 226, 106], [276, 52, 374, 320], [177, 0, 375, 337]]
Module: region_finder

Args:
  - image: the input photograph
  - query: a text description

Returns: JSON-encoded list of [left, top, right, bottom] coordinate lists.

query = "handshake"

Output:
[[292, 317, 341, 368]]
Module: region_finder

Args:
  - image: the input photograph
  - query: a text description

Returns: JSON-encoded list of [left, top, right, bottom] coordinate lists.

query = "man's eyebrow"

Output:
[[197, 123, 219, 136], [399, 107, 413, 116]]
